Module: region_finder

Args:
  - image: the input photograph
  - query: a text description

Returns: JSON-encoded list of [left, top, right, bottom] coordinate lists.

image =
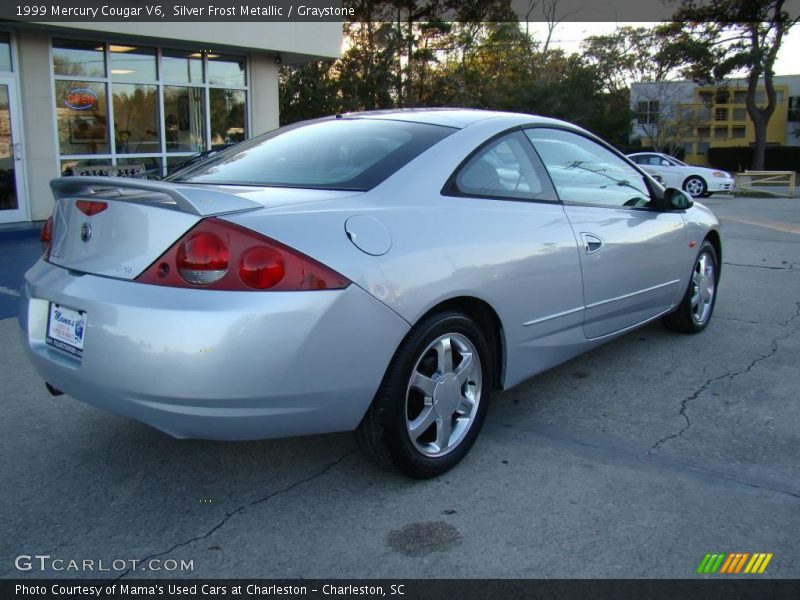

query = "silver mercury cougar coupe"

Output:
[[20, 109, 721, 477]]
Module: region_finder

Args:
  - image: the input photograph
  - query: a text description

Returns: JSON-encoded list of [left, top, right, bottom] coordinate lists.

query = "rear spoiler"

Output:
[[50, 176, 261, 217]]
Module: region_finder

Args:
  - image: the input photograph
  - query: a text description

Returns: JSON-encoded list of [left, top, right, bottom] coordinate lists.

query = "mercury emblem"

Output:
[[80, 222, 92, 242]]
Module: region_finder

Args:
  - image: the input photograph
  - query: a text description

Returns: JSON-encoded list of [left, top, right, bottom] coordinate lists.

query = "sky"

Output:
[[527, 22, 799, 77]]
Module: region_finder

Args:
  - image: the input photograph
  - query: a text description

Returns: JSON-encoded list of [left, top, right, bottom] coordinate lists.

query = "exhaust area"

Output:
[[45, 382, 64, 397]]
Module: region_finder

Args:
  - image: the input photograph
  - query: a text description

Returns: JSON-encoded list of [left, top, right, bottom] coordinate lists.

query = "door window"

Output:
[[448, 131, 556, 201], [526, 128, 651, 208]]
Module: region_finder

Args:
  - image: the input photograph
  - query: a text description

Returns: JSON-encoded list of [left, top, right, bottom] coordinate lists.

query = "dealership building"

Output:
[[0, 21, 342, 224]]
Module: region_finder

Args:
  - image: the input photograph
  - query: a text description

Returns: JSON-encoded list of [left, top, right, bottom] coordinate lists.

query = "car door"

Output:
[[441, 130, 586, 384], [526, 128, 688, 339], [653, 155, 685, 188]]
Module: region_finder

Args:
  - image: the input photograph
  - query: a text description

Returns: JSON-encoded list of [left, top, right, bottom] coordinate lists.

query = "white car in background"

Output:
[[627, 152, 735, 198]]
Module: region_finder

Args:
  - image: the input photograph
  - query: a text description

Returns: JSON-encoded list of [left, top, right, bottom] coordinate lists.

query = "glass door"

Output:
[[0, 75, 28, 223]]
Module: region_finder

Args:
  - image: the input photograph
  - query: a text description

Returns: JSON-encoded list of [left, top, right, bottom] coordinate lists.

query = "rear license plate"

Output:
[[46, 303, 87, 359]]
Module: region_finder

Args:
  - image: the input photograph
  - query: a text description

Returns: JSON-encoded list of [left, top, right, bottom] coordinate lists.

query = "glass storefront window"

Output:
[[210, 89, 246, 146], [110, 45, 157, 82], [164, 86, 205, 152], [113, 84, 159, 154], [61, 158, 112, 177], [55, 80, 109, 154], [161, 49, 203, 84], [208, 54, 246, 86], [53, 39, 106, 78], [53, 39, 247, 177], [0, 32, 11, 72], [118, 156, 161, 177], [166, 154, 198, 176]]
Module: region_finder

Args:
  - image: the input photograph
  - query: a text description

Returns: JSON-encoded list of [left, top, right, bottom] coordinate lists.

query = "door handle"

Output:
[[581, 233, 603, 255], [13, 143, 22, 161]]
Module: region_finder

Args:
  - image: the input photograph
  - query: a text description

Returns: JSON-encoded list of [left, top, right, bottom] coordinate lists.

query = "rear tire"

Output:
[[355, 310, 493, 478], [662, 240, 718, 333]]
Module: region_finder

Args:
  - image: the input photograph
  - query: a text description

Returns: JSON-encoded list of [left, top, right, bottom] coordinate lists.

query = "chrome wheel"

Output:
[[684, 177, 706, 198], [691, 252, 716, 325], [405, 333, 482, 458]]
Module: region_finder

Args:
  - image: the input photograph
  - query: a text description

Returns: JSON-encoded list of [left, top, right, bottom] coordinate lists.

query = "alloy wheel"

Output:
[[691, 251, 716, 325], [405, 333, 482, 458], [684, 177, 705, 198]]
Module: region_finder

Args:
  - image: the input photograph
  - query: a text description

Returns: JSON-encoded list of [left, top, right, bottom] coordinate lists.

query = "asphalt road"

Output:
[[1, 195, 798, 579]]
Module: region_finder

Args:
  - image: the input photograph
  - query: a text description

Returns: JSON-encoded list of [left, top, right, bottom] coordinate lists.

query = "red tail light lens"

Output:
[[239, 246, 285, 289], [176, 232, 229, 285], [40, 216, 53, 259], [76, 200, 108, 216], [136, 218, 350, 291]]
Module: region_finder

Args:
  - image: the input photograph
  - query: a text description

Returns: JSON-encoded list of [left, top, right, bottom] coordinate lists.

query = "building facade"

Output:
[[0, 22, 342, 224], [630, 75, 800, 166]]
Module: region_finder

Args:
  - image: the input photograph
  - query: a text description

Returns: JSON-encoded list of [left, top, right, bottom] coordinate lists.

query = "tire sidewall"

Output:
[[385, 312, 493, 477], [684, 241, 719, 332]]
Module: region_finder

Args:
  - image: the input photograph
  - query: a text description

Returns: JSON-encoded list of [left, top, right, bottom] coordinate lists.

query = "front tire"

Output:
[[683, 176, 707, 198], [356, 310, 493, 478], [662, 240, 719, 333]]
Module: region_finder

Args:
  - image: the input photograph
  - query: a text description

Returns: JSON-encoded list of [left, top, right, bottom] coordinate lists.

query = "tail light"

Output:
[[176, 231, 229, 285], [76, 200, 108, 216], [40, 216, 53, 259], [136, 218, 350, 291]]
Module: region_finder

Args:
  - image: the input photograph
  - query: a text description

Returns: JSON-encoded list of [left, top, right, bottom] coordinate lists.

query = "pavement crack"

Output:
[[488, 418, 800, 500], [715, 316, 769, 325], [649, 302, 800, 455], [647, 375, 718, 455], [113, 450, 355, 580], [723, 261, 794, 271]]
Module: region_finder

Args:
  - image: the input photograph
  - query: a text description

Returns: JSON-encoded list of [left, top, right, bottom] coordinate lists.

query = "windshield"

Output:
[[167, 118, 455, 190]]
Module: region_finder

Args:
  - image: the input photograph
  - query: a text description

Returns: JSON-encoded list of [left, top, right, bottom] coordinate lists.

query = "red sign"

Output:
[[64, 88, 97, 111]]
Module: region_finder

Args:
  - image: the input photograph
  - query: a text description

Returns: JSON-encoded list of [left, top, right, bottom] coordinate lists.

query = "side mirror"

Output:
[[663, 187, 693, 210]]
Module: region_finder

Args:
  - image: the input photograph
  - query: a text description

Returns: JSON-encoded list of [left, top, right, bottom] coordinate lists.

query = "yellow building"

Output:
[[681, 84, 789, 165], [631, 76, 800, 166]]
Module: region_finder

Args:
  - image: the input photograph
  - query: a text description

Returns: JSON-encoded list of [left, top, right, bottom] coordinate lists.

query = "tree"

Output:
[[630, 81, 707, 156], [672, 0, 798, 170]]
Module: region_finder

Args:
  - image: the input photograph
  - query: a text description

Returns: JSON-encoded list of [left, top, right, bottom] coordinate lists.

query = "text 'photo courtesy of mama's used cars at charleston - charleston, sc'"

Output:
[[20, 109, 721, 478]]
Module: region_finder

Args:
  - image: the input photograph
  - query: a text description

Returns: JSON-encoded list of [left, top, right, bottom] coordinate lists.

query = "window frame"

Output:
[[636, 100, 659, 125], [523, 125, 660, 212], [441, 127, 559, 205], [49, 35, 250, 178]]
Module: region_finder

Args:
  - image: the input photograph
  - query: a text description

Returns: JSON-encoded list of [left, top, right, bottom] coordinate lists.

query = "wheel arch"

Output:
[[413, 296, 506, 391]]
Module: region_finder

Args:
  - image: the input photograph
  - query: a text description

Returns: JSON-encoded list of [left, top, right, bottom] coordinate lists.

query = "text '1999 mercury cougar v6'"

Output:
[[19, 109, 721, 477]]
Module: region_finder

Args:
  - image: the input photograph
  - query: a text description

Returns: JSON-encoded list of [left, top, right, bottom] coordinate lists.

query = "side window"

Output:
[[525, 128, 651, 208], [449, 131, 557, 201]]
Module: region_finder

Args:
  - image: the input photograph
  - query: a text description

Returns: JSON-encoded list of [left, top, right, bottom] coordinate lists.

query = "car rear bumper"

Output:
[[19, 260, 409, 440]]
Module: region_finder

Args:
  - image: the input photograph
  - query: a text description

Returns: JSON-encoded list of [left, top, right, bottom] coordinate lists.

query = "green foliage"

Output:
[[670, 0, 797, 169], [278, 3, 657, 143]]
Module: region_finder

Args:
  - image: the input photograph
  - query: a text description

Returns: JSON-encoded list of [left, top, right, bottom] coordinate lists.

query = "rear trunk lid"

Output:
[[47, 176, 356, 280]]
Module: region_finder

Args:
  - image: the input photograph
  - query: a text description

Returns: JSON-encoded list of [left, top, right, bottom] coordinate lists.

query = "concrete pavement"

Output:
[[1, 195, 798, 579]]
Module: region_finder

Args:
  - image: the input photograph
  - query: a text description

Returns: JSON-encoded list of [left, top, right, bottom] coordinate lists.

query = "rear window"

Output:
[[167, 118, 455, 190]]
